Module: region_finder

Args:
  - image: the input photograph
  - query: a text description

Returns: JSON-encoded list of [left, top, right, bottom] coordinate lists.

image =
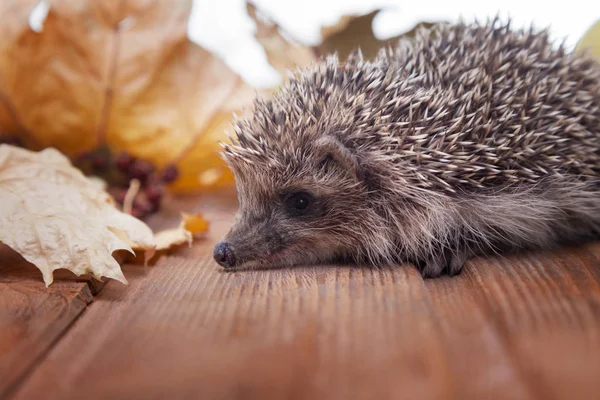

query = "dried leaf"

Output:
[[316, 10, 437, 60], [182, 212, 209, 235], [122, 212, 208, 255], [153, 214, 207, 251], [0, 0, 254, 192], [0, 144, 155, 286], [576, 20, 600, 59], [246, 2, 316, 79], [154, 222, 193, 251], [153, 212, 208, 251], [127, 212, 207, 255]]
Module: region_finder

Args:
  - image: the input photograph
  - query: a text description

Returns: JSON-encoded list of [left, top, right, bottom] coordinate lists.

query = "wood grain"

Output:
[[0, 238, 105, 398], [9, 194, 600, 400], [0, 255, 93, 399]]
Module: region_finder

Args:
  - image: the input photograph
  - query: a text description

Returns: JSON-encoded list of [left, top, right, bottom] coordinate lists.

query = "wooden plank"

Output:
[[0, 264, 92, 398], [0, 192, 231, 397], [461, 246, 600, 400], [0, 244, 107, 295], [0, 281, 92, 398], [9, 193, 600, 400], [9, 258, 445, 400], [425, 243, 600, 400], [0, 243, 99, 399]]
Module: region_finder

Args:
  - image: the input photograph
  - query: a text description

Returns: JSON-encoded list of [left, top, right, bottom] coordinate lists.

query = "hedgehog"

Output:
[[213, 18, 600, 278]]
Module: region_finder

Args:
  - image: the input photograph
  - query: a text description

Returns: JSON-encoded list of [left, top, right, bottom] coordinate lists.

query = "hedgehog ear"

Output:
[[314, 136, 364, 181]]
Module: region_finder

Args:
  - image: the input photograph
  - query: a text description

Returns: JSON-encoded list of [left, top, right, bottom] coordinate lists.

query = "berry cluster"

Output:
[[0, 135, 23, 147], [0, 136, 177, 219], [75, 146, 178, 219]]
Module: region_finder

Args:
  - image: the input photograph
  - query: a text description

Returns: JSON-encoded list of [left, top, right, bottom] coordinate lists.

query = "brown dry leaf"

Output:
[[315, 10, 437, 60], [0, 144, 155, 286], [246, 2, 316, 79], [0, 0, 254, 192]]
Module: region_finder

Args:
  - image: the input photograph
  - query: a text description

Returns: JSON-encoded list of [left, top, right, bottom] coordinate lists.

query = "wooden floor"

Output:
[[1, 192, 600, 400]]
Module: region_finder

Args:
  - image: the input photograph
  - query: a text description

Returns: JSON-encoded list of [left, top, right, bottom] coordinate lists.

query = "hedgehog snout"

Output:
[[213, 241, 237, 268]]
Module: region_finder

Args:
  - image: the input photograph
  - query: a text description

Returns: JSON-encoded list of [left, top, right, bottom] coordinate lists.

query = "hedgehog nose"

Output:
[[213, 241, 236, 268]]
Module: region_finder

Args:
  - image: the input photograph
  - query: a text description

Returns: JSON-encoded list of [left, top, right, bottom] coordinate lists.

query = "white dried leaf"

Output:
[[0, 144, 156, 286], [154, 220, 193, 251]]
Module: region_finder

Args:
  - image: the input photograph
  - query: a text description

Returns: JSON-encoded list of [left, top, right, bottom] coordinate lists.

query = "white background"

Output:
[[187, 0, 599, 88]]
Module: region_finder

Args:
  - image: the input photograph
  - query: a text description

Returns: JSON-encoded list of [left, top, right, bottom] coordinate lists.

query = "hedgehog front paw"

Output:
[[414, 248, 467, 278]]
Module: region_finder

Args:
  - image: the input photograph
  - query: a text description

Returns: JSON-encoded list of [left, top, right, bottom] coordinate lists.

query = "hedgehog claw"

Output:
[[415, 248, 467, 279], [447, 250, 467, 277], [415, 255, 445, 279]]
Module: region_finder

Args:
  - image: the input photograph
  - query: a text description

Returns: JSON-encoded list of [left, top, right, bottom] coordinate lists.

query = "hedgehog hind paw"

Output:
[[446, 250, 468, 277], [419, 264, 444, 279], [414, 248, 467, 279], [413, 256, 445, 279]]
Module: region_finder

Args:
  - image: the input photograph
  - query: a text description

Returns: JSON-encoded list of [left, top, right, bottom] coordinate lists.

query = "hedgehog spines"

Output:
[[223, 18, 600, 194]]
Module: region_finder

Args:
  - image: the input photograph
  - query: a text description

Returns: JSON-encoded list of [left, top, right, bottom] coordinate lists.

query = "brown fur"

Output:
[[218, 18, 600, 278]]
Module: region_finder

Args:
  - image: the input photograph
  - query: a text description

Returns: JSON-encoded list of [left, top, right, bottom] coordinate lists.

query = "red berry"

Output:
[[115, 152, 134, 173], [161, 164, 179, 183], [0, 135, 23, 147], [145, 185, 163, 206], [77, 150, 93, 161], [133, 193, 153, 213], [131, 206, 147, 219], [91, 154, 108, 172], [128, 159, 155, 183]]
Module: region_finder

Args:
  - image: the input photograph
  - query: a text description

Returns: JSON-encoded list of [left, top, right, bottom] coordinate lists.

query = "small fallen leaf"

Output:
[[124, 213, 208, 258], [152, 211, 209, 251], [154, 221, 193, 252], [182, 212, 209, 235], [0, 144, 156, 286]]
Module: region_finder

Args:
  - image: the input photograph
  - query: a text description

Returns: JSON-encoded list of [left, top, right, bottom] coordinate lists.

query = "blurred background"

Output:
[[3, 0, 598, 218], [189, 0, 600, 87]]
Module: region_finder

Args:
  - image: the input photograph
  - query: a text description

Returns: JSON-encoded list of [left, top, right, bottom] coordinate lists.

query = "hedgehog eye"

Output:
[[284, 192, 313, 215]]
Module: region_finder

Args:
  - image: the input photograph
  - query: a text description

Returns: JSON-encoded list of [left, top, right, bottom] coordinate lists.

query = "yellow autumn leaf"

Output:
[[0, 0, 254, 192], [0, 144, 156, 286], [182, 212, 209, 235], [576, 20, 600, 58]]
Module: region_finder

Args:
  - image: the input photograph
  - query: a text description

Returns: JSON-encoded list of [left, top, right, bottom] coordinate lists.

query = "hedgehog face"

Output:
[[214, 136, 375, 270]]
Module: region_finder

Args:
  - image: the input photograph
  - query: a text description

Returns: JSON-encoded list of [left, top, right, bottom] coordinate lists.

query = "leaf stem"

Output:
[[96, 0, 125, 146], [123, 178, 141, 215]]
